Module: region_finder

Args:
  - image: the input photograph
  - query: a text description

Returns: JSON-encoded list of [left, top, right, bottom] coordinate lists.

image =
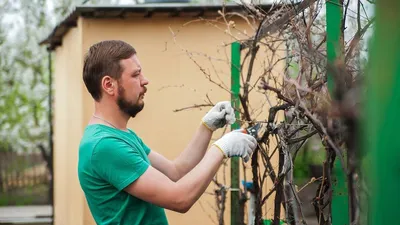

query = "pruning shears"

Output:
[[239, 123, 262, 139]]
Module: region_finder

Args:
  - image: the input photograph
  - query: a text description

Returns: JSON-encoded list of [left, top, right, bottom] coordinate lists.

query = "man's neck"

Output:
[[91, 102, 129, 131]]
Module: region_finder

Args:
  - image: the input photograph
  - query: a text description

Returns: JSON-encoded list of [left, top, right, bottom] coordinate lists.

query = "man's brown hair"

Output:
[[83, 40, 137, 101]]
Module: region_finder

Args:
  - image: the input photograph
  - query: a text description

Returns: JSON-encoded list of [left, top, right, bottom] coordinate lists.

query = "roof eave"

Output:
[[40, 3, 275, 51]]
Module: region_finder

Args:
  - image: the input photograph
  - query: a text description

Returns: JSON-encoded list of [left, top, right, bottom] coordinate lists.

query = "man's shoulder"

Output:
[[79, 124, 120, 153], [78, 125, 127, 177], [79, 125, 149, 159]]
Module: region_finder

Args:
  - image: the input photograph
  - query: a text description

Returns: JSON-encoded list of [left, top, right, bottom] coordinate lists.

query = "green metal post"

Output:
[[366, 1, 400, 224], [231, 42, 241, 225], [326, 0, 343, 92], [326, 0, 349, 224]]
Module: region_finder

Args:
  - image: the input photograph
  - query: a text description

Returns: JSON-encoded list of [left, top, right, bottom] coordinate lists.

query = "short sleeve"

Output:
[[91, 137, 149, 191], [137, 137, 151, 155], [129, 130, 151, 155]]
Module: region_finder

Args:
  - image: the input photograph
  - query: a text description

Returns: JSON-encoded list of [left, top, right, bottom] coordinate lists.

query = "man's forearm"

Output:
[[174, 146, 224, 212], [124, 146, 225, 214], [173, 124, 213, 179]]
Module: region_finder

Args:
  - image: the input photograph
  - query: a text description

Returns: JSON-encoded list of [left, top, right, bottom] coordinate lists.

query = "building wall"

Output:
[[53, 18, 85, 225], [53, 13, 285, 225]]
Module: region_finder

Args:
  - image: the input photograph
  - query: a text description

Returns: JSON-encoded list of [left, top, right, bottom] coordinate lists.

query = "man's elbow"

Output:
[[173, 206, 190, 214], [169, 196, 194, 213]]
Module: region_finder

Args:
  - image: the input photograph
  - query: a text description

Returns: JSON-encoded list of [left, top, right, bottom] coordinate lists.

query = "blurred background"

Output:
[[0, 0, 396, 225]]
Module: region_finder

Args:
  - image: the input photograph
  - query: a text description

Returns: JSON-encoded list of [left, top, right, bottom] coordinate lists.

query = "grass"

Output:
[[0, 183, 49, 206]]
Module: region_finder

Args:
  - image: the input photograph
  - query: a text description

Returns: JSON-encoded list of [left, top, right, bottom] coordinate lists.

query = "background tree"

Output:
[[0, 0, 118, 205], [170, 0, 374, 224]]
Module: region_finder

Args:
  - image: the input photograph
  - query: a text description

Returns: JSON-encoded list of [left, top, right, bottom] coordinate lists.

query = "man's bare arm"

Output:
[[125, 146, 223, 213], [148, 124, 212, 181], [127, 131, 256, 213]]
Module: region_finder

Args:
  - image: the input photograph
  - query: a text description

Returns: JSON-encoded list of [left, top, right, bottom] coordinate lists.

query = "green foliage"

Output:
[[0, 0, 51, 153], [293, 137, 326, 184], [293, 153, 310, 182], [0, 184, 49, 206], [0, 0, 116, 153]]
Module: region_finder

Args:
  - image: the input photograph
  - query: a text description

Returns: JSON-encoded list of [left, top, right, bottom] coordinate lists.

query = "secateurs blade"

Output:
[[241, 123, 262, 139]]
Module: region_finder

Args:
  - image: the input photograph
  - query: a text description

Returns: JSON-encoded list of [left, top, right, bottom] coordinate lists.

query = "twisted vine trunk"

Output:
[[282, 146, 306, 225]]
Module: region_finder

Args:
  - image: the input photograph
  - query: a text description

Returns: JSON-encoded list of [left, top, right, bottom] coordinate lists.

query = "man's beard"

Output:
[[117, 85, 144, 118]]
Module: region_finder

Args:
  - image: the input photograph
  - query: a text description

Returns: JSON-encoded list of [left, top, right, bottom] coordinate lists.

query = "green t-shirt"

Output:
[[78, 124, 169, 225]]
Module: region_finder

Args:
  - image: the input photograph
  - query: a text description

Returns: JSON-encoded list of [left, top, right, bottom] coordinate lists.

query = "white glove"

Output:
[[202, 101, 236, 131], [212, 131, 257, 162]]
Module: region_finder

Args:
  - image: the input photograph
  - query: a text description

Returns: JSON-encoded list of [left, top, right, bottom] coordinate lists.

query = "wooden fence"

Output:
[[0, 151, 50, 205]]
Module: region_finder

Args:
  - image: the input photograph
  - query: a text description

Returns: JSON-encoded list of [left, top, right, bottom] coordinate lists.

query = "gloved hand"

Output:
[[202, 101, 236, 131], [212, 131, 257, 162]]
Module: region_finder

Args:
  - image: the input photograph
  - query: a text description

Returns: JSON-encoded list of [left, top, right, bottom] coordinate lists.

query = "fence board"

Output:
[[0, 150, 51, 205]]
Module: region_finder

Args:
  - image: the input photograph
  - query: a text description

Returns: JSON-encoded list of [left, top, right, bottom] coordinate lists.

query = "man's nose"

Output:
[[141, 76, 149, 86]]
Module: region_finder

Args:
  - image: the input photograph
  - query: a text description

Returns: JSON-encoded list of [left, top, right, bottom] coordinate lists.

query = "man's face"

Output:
[[116, 54, 149, 118]]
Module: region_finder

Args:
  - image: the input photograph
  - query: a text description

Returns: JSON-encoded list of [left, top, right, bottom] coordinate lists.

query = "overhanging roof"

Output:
[[40, 3, 274, 51]]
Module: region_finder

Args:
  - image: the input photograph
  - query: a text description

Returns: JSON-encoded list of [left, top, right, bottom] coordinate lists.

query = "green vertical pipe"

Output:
[[326, 0, 343, 91], [326, 0, 349, 225], [366, 1, 400, 224], [231, 42, 241, 225]]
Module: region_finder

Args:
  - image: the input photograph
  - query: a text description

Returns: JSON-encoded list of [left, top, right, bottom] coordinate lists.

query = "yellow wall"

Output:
[[53, 18, 85, 225], [53, 13, 285, 225]]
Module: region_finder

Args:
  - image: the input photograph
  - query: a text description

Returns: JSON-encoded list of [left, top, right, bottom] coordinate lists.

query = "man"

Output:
[[78, 40, 257, 225]]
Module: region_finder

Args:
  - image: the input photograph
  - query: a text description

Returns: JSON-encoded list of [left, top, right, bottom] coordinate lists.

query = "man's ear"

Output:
[[101, 76, 115, 95]]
